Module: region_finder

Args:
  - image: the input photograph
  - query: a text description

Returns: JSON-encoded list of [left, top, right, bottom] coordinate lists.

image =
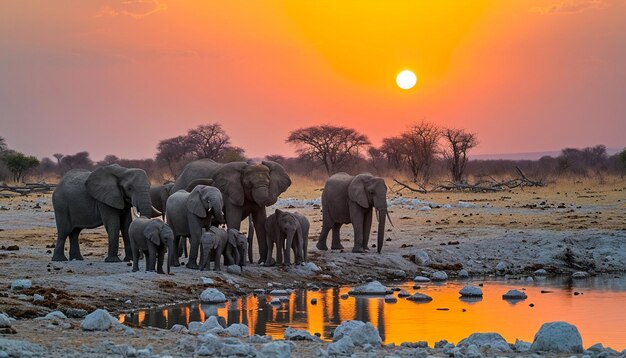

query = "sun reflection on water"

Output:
[[120, 277, 626, 350]]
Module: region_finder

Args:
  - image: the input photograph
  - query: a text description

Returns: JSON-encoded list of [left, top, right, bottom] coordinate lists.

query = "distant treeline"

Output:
[[1, 122, 625, 184]]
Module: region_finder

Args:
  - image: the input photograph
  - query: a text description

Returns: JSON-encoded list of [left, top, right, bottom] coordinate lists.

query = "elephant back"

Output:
[[171, 159, 221, 192]]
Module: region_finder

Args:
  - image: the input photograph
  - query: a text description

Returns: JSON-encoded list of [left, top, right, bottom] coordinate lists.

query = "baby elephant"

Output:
[[199, 227, 228, 271], [128, 217, 174, 274], [265, 209, 309, 266], [226, 228, 248, 268]]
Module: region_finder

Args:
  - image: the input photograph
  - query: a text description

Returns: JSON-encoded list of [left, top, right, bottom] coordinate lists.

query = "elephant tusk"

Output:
[[131, 207, 141, 218], [386, 210, 394, 228], [152, 205, 162, 216]]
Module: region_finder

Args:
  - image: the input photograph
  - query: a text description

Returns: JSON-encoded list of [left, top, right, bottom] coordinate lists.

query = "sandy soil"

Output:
[[1, 177, 625, 356]]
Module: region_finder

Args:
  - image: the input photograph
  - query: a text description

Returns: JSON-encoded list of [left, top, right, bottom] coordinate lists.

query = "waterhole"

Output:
[[120, 275, 626, 349]]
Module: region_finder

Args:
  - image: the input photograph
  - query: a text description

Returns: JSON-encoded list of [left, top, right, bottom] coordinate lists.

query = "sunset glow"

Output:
[[0, 1, 625, 159]]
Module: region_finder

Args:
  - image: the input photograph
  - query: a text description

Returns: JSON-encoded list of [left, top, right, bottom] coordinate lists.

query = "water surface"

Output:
[[120, 275, 626, 350]]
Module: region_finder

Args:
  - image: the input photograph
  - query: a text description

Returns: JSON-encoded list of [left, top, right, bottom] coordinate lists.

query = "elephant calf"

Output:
[[128, 217, 174, 274], [265, 209, 309, 266], [199, 227, 228, 271]]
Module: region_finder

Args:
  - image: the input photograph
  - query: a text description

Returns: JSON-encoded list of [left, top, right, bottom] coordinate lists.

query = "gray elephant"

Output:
[[52, 164, 159, 262], [165, 185, 225, 269], [149, 182, 174, 220], [128, 217, 174, 274], [225, 228, 248, 267], [199, 227, 228, 271], [265, 209, 309, 266], [171, 159, 291, 264], [316, 173, 389, 253]]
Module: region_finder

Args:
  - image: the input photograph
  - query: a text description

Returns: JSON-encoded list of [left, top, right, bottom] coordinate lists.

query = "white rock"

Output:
[[257, 341, 293, 358], [226, 265, 242, 275], [534, 269, 548, 276], [220, 339, 255, 356], [431, 271, 448, 281], [328, 336, 355, 356], [301, 262, 321, 272], [515, 339, 531, 352], [457, 201, 476, 208], [458, 269, 470, 279], [225, 323, 249, 337], [526, 276, 534, 282], [200, 316, 224, 333], [248, 335, 272, 344], [80, 309, 117, 331], [124, 299, 132, 304], [495, 261, 508, 273], [10, 279, 32, 290], [572, 271, 589, 279], [201, 277, 215, 285], [0, 314, 11, 328], [418, 206, 431, 211], [188, 321, 203, 333], [284, 327, 320, 341], [406, 293, 433, 302], [199, 288, 227, 303], [397, 290, 411, 298], [459, 285, 483, 297], [44, 311, 67, 320], [413, 276, 431, 283], [530, 321, 583, 353], [269, 289, 289, 296], [458, 332, 511, 352], [333, 320, 382, 347], [413, 250, 430, 266], [392, 270, 407, 278], [503, 289, 527, 300], [0, 338, 46, 356], [348, 281, 388, 295], [170, 324, 188, 334], [33, 294, 44, 302]]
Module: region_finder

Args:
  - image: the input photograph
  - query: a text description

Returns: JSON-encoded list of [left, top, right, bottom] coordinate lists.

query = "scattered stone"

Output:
[[199, 288, 227, 303], [270, 298, 281, 305], [201, 277, 215, 285], [458, 332, 512, 352], [572, 271, 589, 279], [33, 294, 44, 302], [526, 276, 534, 282], [170, 324, 189, 334], [406, 293, 433, 303], [284, 327, 320, 341], [225, 323, 249, 337], [44, 311, 67, 320], [384, 295, 397, 303], [253, 289, 265, 295], [348, 280, 389, 295], [328, 336, 355, 356], [219, 338, 256, 356], [333, 320, 382, 347], [413, 276, 431, 283], [400, 341, 428, 348], [413, 250, 430, 266], [530, 321, 583, 353], [495, 261, 508, 274], [225, 265, 242, 275], [534, 269, 548, 276], [515, 339, 531, 352], [279, 296, 290, 303], [0, 338, 47, 356], [459, 285, 483, 297], [10, 279, 32, 290], [64, 308, 88, 318], [80, 309, 117, 331], [188, 321, 203, 334], [248, 335, 272, 344], [458, 269, 470, 279], [269, 289, 289, 296], [257, 341, 293, 358], [392, 270, 407, 279], [431, 271, 448, 281], [503, 289, 528, 300], [200, 316, 225, 333], [397, 290, 410, 298], [0, 314, 10, 328], [340, 294, 349, 300]]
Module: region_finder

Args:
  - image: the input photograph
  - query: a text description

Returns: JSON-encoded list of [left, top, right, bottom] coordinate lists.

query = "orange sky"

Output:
[[1, 1, 625, 160]]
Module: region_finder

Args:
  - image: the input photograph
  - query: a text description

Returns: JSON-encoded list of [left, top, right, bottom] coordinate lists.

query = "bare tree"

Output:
[[286, 125, 371, 175], [441, 128, 478, 183], [187, 123, 233, 160], [380, 137, 406, 170], [400, 121, 440, 183]]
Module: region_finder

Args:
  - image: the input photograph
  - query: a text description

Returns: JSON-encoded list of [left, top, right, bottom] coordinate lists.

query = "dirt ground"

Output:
[[1, 176, 625, 355]]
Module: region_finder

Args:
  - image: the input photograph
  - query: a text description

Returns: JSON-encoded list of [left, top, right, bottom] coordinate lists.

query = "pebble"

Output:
[[406, 293, 433, 302], [459, 285, 483, 297], [431, 271, 448, 281], [503, 289, 528, 300], [10, 279, 32, 290]]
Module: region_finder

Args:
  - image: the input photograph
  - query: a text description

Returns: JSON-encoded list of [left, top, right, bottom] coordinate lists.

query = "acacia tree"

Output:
[[2, 152, 40, 182], [379, 137, 406, 170], [187, 123, 233, 160], [59, 151, 93, 173], [286, 125, 371, 175], [155, 135, 194, 179], [441, 128, 478, 183]]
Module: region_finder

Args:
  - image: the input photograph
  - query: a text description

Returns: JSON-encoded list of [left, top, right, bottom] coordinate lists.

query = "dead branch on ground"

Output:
[[0, 183, 56, 196]]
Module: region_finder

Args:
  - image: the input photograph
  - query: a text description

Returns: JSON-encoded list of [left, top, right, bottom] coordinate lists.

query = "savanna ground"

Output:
[[1, 175, 625, 355]]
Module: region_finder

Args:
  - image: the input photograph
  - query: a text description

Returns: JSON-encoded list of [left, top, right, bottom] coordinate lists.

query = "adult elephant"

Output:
[[52, 164, 158, 262], [171, 159, 291, 264], [316, 173, 389, 253]]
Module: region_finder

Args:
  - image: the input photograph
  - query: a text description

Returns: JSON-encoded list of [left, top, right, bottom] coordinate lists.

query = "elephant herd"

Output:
[[51, 159, 389, 274]]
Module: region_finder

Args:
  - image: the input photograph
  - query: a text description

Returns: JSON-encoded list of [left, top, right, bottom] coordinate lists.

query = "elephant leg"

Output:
[[247, 215, 254, 264], [120, 212, 133, 261], [214, 249, 222, 271], [251, 209, 268, 264], [331, 223, 344, 250], [157, 247, 166, 274], [147, 245, 157, 272], [143, 249, 150, 271], [199, 244, 206, 271], [265, 229, 275, 266], [276, 234, 284, 265], [362, 208, 373, 252], [131, 244, 140, 272], [171, 236, 181, 267], [68, 228, 84, 260], [349, 205, 366, 253], [316, 220, 333, 251], [101, 210, 122, 262], [186, 220, 201, 269]]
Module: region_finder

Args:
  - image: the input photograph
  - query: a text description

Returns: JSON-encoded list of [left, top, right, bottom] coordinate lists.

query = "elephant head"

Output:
[[213, 161, 291, 207], [349, 174, 388, 253], [275, 209, 302, 264], [187, 185, 225, 224], [85, 164, 157, 217], [227, 228, 248, 267], [144, 220, 175, 274]]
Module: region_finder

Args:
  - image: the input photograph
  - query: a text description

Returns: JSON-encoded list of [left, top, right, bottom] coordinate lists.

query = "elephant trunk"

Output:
[[251, 186, 272, 207], [135, 190, 154, 218], [214, 209, 225, 225], [376, 208, 387, 254], [285, 229, 296, 264]]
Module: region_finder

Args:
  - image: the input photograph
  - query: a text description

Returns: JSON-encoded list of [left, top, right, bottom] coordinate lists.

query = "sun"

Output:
[[396, 70, 417, 90]]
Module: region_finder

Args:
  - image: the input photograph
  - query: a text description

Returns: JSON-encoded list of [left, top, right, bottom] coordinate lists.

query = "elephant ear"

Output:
[[348, 176, 370, 208], [187, 187, 208, 218], [214, 162, 247, 206], [144, 221, 161, 246], [85, 164, 126, 209], [262, 161, 291, 205], [227, 229, 238, 247]]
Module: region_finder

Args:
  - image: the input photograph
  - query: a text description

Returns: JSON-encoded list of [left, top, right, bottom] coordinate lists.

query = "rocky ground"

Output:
[[1, 177, 625, 357]]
